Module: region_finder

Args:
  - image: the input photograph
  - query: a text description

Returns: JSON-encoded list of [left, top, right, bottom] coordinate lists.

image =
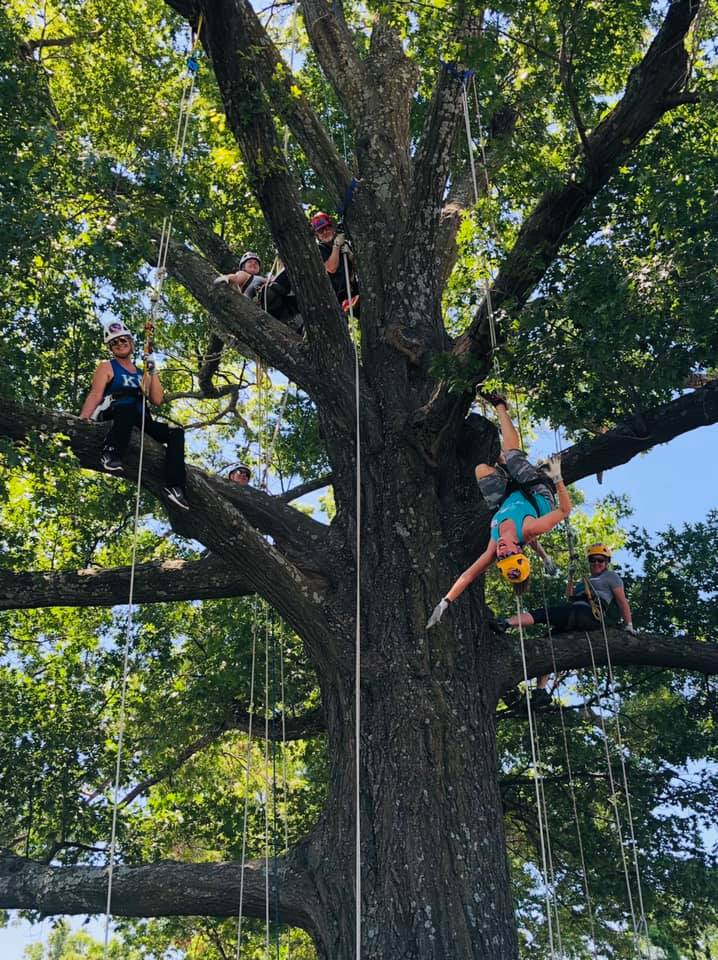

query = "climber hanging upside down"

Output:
[[427, 393, 571, 628]]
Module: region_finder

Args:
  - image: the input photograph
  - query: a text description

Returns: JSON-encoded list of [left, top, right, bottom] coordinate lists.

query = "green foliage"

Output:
[[1, 0, 718, 956]]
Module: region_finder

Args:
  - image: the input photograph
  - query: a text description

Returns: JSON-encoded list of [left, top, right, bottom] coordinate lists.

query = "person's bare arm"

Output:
[[612, 585, 634, 628], [78, 362, 112, 419], [522, 481, 572, 539], [445, 541, 497, 602], [146, 370, 164, 406]]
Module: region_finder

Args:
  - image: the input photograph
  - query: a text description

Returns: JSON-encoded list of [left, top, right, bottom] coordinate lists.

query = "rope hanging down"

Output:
[[101, 22, 203, 958], [553, 428, 649, 951], [515, 598, 558, 959], [341, 251, 362, 960]]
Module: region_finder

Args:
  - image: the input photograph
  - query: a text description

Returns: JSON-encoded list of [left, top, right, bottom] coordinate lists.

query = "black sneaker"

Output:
[[164, 486, 190, 511], [100, 450, 123, 472], [488, 618, 509, 635]]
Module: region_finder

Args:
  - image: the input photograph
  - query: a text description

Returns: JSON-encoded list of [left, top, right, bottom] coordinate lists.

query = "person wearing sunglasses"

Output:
[[427, 393, 571, 628], [79, 322, 190, 511], [490, 542, 635, 636], [489, 542, 635, 708]]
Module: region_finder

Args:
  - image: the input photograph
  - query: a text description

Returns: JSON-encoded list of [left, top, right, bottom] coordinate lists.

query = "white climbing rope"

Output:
[[462, 78, 501, 376], [538, 573, 597, 945], [515, 598, 557, 959], [101, 20, 205, 951], [595, 602, 650, 944], [584, 630, 641, 949], [341, 250, 362, 960], [235, 599, 260, 959], [102, 395, 148, 957]]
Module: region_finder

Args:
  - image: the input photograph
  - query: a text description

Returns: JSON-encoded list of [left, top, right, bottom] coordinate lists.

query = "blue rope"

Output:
[[338, 176, 360, 217], [439, 59, 475, 84]]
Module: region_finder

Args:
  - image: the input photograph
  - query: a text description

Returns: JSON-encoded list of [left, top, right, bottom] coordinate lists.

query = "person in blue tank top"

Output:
[[79, 322, 190, 511], [427, 393, 572, 628]]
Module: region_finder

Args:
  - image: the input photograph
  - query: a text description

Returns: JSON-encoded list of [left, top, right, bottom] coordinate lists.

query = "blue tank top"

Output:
[[103, 358, 143, 409], [490, 490, 552, 545]]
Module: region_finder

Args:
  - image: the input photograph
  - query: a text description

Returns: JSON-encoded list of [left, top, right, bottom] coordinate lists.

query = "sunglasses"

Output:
[[110, 337, 131, 346], [313, 221, 333, 232], [588, 557, 608, 564]]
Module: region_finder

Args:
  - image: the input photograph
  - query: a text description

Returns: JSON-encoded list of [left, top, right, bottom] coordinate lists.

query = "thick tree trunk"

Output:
[[299, 442, 519, 959]]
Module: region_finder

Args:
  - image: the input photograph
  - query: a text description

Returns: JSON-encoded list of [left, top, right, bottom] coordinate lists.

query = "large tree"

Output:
[[1, 0, 718, 957]]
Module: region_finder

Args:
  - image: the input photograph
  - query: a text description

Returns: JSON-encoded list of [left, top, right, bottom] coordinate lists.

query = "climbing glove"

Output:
[[542, 555, 559, 577], [540, 453, 564, 484], [427, 598, 450, 629]]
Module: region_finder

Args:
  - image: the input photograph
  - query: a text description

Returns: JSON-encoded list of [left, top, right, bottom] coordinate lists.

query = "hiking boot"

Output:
[[164, 486, 190, 511], [488, 618, 510, 635], [100, 449, 123, 472], [530, 687, 552, 709]]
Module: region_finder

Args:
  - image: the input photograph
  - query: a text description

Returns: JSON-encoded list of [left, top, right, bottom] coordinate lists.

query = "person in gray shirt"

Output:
[[491, 542, 635, 706], [492, 541, 635, 635]]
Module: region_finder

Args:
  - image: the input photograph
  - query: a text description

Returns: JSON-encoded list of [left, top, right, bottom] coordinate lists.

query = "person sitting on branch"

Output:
[[227, 462, 251, 486], [491, 542, 635, 636], [79, 321, 190, 511], [213, 251, 266, 298], [427, 393, 571, 628]]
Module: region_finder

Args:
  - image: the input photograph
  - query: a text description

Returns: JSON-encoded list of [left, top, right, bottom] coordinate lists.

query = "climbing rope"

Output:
[[515, 599, 557, 958], [341, 250, 362, 960], [102, 20, 204, 956], [584, 630, 641, 951], [461, 79, 501, 379], [102, 393, 148, 957], [538, 572, 597, 944], [236, 599, 260, 959], [553, 429, 649, 950], [595, 602, 649, 944]]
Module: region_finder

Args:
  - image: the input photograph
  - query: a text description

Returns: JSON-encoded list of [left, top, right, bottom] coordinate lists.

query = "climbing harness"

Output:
[[101, 21, 203, 958]]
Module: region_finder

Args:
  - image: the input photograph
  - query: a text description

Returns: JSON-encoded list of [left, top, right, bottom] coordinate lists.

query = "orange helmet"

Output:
[[496, 553, 531, 583]]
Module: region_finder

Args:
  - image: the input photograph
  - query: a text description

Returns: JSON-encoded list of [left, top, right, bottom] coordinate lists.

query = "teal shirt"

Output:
[[490, 491, 552, 545]]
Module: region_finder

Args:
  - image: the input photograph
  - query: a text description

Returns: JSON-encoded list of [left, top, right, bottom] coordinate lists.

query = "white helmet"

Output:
[[239, 251, 261, 270], [103, 321, 134, 345]]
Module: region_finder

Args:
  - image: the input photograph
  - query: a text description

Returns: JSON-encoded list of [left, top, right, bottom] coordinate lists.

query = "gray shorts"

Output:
[[477, 449, 554, 510]]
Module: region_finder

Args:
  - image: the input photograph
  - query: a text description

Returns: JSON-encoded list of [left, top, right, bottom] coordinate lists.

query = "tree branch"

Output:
[[0, 557, 251, 611], [389, 63, 467, 346], [0, 850, 314, 928], [560, 380, 718, 484], [118, 705, 325, 807], [0, 400, 340, 654], [419, 0, 702, 437], [192, 0, 357, 415], [162, 239, 314, 394], [501, 628, 718, 692], [277, 473, 333, 503]]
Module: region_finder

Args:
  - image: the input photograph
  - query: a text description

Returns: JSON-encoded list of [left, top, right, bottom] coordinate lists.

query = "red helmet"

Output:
[[310, 211, 334, 232]]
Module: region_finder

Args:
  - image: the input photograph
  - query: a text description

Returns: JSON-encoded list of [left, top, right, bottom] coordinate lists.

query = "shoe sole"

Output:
[[165, 494, 190, 511]]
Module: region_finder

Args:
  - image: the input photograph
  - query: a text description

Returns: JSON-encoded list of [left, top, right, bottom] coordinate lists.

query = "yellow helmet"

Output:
[[586, 542, 612, 560], [496, 552, 531, 583]]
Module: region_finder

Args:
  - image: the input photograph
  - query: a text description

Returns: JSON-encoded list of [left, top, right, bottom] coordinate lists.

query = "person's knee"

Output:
[[474, 463, 495, 480]]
